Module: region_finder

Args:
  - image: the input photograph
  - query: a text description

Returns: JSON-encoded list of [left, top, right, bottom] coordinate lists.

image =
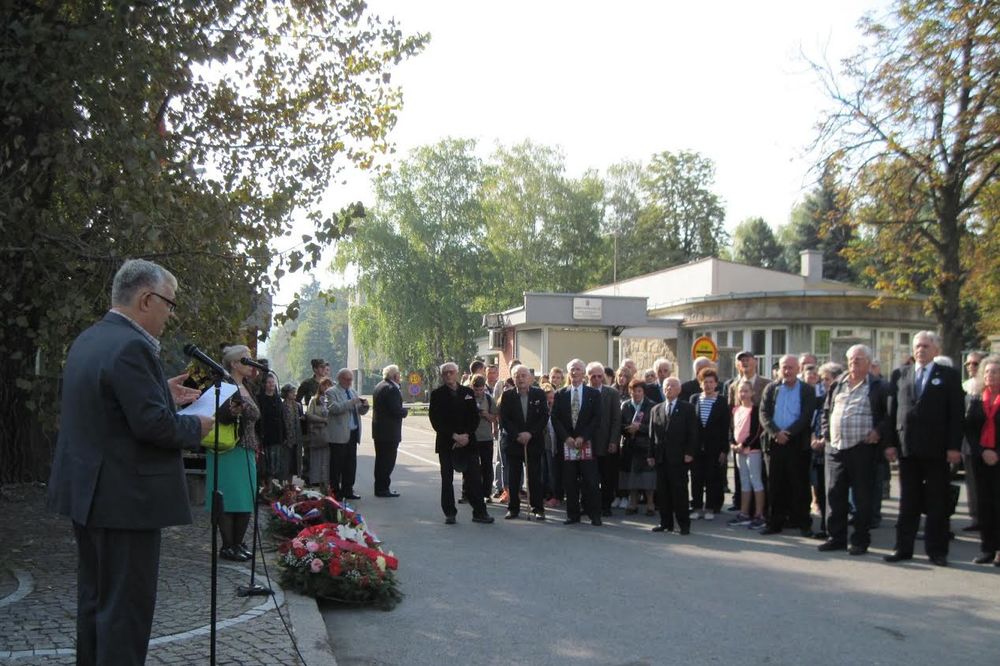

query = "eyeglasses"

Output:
[[966, 361, 980, 367], [149, 291, 177, 313]]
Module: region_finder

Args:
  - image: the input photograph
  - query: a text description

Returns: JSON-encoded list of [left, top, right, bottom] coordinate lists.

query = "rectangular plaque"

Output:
[[572, 297, 602, 320]]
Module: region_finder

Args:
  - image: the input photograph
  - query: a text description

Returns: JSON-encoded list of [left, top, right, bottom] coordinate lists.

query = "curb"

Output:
[[284, 588, 337, 666]]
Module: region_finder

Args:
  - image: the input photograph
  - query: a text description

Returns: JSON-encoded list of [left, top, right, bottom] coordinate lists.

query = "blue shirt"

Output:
[[774, 380, 802, 431]]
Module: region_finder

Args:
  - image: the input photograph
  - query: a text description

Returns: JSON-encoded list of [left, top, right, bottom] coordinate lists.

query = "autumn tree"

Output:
[[814, 0, 1000, 360], [0, 1, 425, 480]]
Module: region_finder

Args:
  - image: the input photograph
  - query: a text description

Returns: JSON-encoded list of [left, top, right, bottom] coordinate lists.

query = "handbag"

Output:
[[202, 420, 239, 454]]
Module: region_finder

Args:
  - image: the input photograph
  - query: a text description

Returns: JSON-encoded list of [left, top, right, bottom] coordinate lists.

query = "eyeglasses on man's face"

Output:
[[149, 291, 177, 313]]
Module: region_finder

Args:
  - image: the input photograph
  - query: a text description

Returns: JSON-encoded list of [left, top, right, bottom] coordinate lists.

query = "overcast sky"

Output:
[[272, 0, 890, 305]]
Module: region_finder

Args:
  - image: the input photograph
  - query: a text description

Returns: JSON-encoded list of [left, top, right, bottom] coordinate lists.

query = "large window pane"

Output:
[[751, 329, 766, 355], [771, 329, 786, 355], [717, 330, 729, 347], [732, 330, 744, 349]]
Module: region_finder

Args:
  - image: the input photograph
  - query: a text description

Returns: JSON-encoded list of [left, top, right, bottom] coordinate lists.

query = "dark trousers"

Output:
[[373, 438, 399, 494], [507, 443, 544, 514], [462, 440, 493, 500], [895, 456, 951, 557], [656, 462, 691, 530], [563, 458, 600, 520], [826, 444, 877, 547], [439, 447, 486, 517], [73, 523, 161, 666], [598, 452, 620, 511], [972, 455, 1000, 554], [546, 449, 564, 500], [764, 445, 811, 530], [690, 452, 724, 512], [330, 428, 359, 495]]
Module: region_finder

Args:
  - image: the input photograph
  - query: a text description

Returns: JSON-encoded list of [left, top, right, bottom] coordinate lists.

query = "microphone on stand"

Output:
[[183, 344, 231, 379], [239, 357, 270, 372]]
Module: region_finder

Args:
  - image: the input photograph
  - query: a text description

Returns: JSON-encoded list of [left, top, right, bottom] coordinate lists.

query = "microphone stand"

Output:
[[238, 369, 277, 598], [209, 373, 224, 666]]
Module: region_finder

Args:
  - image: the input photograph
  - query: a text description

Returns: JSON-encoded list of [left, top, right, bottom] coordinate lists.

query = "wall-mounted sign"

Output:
[[408, 372, 422, 385], [691, 336, 719, 362], [572, 297, 602, 321]]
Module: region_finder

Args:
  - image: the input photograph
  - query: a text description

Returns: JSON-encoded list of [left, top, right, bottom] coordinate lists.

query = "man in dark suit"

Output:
[[649, 377, 699, 534], [680, 356, 714, 403], [46, 259, 214, 665], [759, 355, 817, 536], [499, 365, 549, 520], [644, 358, 672, 403], [884, 331, 964, 566], [429, 362, 494, 525], [552, 358, 603, 525], [587, 361, 623, 516], [372, 364, 408, 497], [817, 344, 890, 556]]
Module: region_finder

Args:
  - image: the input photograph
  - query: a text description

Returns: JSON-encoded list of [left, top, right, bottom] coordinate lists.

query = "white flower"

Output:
[[376, 556, 386, 572]]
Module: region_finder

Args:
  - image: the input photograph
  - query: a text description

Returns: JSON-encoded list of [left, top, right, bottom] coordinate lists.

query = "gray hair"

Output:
[[382, 364, 400, 380], [566, 358, 585, 372], [692, 356, 712, 374], [779, 354, 799, 367], [440, 361, 459, 374], [978, 355, 1000, 385], [511, 364, 530, 378], [585, 361, 605, 376], [653, 358, 672, 374], [845, 344, 873, 361], [221, 344, 251, 371], [111, 259, 176, 307], [913, 330, 942, 349], [818, 362, 844, 380], [335, 367, 354, 381]]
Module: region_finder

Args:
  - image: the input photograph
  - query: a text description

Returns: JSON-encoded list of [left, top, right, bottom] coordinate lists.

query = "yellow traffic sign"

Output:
[[691, 336, 719, 362], [408, 371, 422, 385]]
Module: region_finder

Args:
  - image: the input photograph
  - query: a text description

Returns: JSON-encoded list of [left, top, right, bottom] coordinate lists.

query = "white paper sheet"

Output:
[[178, 383, 238, 417]]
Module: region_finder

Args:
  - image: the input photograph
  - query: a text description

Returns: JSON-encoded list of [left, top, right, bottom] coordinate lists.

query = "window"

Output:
[[751, 330, 766, 355], [731, 330, 744, 349], [771, 329, 786, 356], [717, 330, 729, 347]]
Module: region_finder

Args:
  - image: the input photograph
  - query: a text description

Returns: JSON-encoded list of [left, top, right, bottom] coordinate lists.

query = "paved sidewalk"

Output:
[[0, 484, 328, 665]]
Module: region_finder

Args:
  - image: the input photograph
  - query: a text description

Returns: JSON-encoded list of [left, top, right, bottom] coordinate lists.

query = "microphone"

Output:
[[239, 357, 269, 372], [183, 344, 231, 379]]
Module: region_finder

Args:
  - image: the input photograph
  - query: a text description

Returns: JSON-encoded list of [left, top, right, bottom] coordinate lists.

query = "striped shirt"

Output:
[[698, 395, 717, 427]]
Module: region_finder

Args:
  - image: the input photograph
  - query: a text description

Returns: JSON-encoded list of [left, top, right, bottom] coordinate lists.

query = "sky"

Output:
[[272, 0, 891, 306]]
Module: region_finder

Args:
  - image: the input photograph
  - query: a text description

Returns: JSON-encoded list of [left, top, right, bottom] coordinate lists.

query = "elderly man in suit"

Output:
[[759, 355, 818, 536], [499, 364, 550, 520], [47, 259, 214, 665], [552, 358, 604, 525], [325, 368, 370, 500], [372, 364, 408, 498], [884, 331, 964, 566], [429, 362, 494, 524], [586, 361, 623, 516], [649, 377, 699, 534]]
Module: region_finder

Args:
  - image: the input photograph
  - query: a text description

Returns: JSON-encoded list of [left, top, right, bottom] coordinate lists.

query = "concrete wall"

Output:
[[620, 338, 678, 375], [548, 328, 610, 371]]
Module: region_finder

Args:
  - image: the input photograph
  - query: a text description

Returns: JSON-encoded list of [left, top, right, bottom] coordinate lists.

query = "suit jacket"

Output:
[[819, 374, 891, 449], [887, 363, 964, 458], [759, 379, 817, 453], [644, 382, 665, 404], [499, 386, 549, 452], [46, 313, 202, 530], [428, 383, 480, 454], [325, 383, 370, 444], [679, 379, 701, 403], [591, 385, 623, 456], [551, 383, 602, 446], [689, 392, 730, 456], [621, 397, 655, 456], [648, 399, 699, 465], [371, 380, 408, 443]]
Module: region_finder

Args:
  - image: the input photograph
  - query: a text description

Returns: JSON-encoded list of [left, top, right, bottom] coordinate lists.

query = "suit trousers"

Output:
[[656, 462, 691, 531], [972, 455, 1000, 554], [439, 447, 486, 517], [330, 428, 359, 496], [764, 445, 811, 530], [895, 456, 951, 557], [690, 452, 724, 512], [598, 452, 620, 511], [826, 443, 877, 547], [373, 439, 399, 494], [507, 442, 544, 514], [562, 458, 600, 521], [546, 449, 564, 500], [73, 522, 161, 666]]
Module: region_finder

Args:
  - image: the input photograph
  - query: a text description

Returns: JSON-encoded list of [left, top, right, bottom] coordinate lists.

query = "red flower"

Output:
[[328, 560, 342, 576], [292, 547, 307, 559]]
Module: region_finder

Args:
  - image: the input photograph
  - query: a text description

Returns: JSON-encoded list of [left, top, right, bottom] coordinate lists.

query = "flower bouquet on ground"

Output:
[[277, 521, 402, 609], [269, 486, 345, 540]]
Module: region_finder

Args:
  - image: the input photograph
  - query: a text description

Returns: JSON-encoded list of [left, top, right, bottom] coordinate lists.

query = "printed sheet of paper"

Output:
[[178, 383, 238, 417]]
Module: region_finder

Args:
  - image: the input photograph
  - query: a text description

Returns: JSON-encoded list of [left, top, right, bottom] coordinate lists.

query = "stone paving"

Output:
[[0, 484, 305, 665]]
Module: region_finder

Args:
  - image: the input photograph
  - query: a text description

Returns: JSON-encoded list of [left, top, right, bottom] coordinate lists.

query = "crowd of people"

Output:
[[427, 332, 1000, 570]]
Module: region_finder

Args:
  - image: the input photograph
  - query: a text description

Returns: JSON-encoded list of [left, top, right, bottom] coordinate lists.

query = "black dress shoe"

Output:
[[563, 518, 580, 525], [972, 552, 994, 564], [457, 496, 467, 504], [342, 493, 362, 500], [817, 540, 846, 552], [848, 545, 868, 556], [504, 511, 518, 520], [220, 547, 250, 562], [883, 551, 913, 563], [238, 543, 253, 559], [928, 555, 948, 567], [679, 526, 690, 535], [759, 526, 782, 535], [471, 514, 495, 524], [962, 524, 980, 532], [590, 519, 602, 526], [651, 525, 669, 532], [813, 530, 829, 540], [444, 516, 457, 525], [375, 490, 400, 498]]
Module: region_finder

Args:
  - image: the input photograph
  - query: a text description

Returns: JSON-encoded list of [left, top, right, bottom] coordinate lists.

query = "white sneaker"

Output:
[[613, 497, 625, 509], [704, 511, 715, 521], [689, 510, 702, 520]]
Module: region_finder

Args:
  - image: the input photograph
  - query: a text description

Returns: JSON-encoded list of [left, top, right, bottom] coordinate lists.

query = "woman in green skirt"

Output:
[[205, 344, 261, 562]]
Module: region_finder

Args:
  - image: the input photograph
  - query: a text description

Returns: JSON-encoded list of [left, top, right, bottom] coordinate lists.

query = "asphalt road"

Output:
[[322, 414, 1000, 666]]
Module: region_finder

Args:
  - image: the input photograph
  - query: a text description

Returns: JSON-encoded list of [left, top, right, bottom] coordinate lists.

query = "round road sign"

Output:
[[691, 336, 719, 362]]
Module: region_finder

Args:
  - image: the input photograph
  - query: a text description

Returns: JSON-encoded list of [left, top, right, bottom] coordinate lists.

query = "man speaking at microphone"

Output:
[[47, 259, 214, 665]]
